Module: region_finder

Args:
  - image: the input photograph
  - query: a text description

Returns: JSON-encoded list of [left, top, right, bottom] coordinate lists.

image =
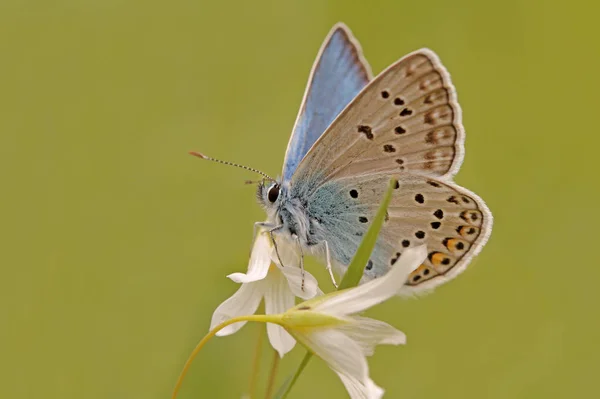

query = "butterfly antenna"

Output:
[[189, 151, 276, 183]]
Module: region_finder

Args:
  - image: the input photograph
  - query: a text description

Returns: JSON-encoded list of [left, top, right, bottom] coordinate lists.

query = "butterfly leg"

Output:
[[253, 221, 276, 241], [323, 240, 338, 289], [293, 234, 305, 291], [269, 227, 285, 268], [253, 222, 285, 267]]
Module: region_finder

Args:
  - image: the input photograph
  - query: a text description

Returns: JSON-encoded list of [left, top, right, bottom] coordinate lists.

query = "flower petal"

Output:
[[293, 329, 368, 381], [264, 268, 296, 357], [210, 282, 262, 336], [228, 233, 272, 283], [270, 239, 300, 267], [279, 264, 320, 300], [337, 372, 384, 399], [314, 245, 426, 316], [338, 316, 406, 356]]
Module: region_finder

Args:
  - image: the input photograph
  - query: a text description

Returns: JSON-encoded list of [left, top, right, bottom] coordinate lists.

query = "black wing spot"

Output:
[[433, 209, 444, 219], [462, 196, 471, 204], [402, 239, 410, 248], [427, 180, 441, 188], [359, 216, 368, 223], [394, 181, 400, 189], [415, 193, 424, 204], [456, 226, 477, 236], [423, 268, 430, 276], [415, 231, 425, 239], [456, 242, 465, 250], [381, 90, 390, 99], [349, 189, 358, 198], [400, 108, 413, 117], [394, 126, 406, 134], [412, 275, 422, 282], [366, 260, 373, 270], [394, 97, 405, 106], [383, 144, 396, 153], [447, 196, 459, 204], [391, 252, 401, 265], [431, 221, 441, 229], [357, 125, 374, 140], [461, 211, 480, 222], [428, 251, 450, 266]]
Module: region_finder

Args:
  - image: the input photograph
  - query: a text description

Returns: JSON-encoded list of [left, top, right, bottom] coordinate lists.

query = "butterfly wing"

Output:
[[289, 48, 491, 293], [292, 49, 464, 187], [305, 174, 492, 294], [282, 23, 372, 182]]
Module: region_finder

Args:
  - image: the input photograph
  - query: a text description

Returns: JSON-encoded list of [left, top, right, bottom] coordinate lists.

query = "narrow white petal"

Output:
[[338, 316, 406, 356], [228, 233, 272, 283], [266, 325, 295, 358], [279, 264, 320, 300], [210, 282, 263, 336], [337, 372, 384, 399], [294, 329, 367, 381], [271, 239, 300, 268], [314, 245, 427, 316], [365, 378, 385, 399], [264, 269, 296, 357]]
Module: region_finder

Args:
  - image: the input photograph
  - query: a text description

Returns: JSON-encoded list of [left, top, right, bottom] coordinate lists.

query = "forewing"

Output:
[[292, 49, 464, 189], [282, 23, 372, 182], [306, 174, 492, 295]]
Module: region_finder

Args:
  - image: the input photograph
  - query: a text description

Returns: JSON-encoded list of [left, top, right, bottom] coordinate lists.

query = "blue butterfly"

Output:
[[197, 23, 492, 294]]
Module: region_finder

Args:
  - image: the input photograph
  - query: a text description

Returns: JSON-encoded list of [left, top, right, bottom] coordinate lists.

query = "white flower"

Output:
[[281, 245, 427, 399], [210, 231, 319, 357]]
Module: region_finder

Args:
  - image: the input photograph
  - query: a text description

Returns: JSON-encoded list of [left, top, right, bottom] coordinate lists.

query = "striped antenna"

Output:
[[189, 152, 276, 183]]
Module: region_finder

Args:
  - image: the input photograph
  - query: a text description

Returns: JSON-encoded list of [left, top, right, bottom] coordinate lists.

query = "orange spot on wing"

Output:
[[445, 238, 467, 253]]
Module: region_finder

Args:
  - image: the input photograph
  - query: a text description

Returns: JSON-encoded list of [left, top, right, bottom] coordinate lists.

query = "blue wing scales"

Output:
[[281, 23, 371, 181]]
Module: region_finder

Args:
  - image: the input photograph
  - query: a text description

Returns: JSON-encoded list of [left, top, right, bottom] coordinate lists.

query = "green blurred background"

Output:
[[1, 0, 598, 398]]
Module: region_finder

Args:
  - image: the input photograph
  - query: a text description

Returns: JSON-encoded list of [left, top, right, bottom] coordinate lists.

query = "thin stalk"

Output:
[[248, 325, 265, 398], [172, 314, 281, 399], [278, 352, 312, 399], [264, 349, 280, 399]]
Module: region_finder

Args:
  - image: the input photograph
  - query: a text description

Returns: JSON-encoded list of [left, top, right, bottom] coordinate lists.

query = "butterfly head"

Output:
[[256, 180, 285, 212]]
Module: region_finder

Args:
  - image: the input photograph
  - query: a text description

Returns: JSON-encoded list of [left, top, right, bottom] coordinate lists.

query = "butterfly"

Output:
[[195, 23, 492, 295]]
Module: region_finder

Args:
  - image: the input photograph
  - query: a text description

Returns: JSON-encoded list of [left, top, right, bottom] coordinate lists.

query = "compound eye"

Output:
[[267, 184, 280, 203]]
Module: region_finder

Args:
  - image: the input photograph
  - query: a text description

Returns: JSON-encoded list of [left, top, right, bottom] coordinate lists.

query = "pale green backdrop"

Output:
[[1, 0, 598, 398]]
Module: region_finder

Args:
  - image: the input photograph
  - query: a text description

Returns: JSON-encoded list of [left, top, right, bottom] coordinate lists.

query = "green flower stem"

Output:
[[172, 314, 281, 399], [248, 325, 265, 398], [264, 349, 280, 399], [277, 351, 312, 399], [275, 178, 397, 399]]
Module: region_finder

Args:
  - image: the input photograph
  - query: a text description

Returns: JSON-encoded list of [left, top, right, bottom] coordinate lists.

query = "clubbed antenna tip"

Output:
[[189, 151, 208, 159]]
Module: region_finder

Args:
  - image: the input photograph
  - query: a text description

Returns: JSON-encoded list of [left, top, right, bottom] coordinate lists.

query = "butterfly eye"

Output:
[[267, 184, 280, 203]]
